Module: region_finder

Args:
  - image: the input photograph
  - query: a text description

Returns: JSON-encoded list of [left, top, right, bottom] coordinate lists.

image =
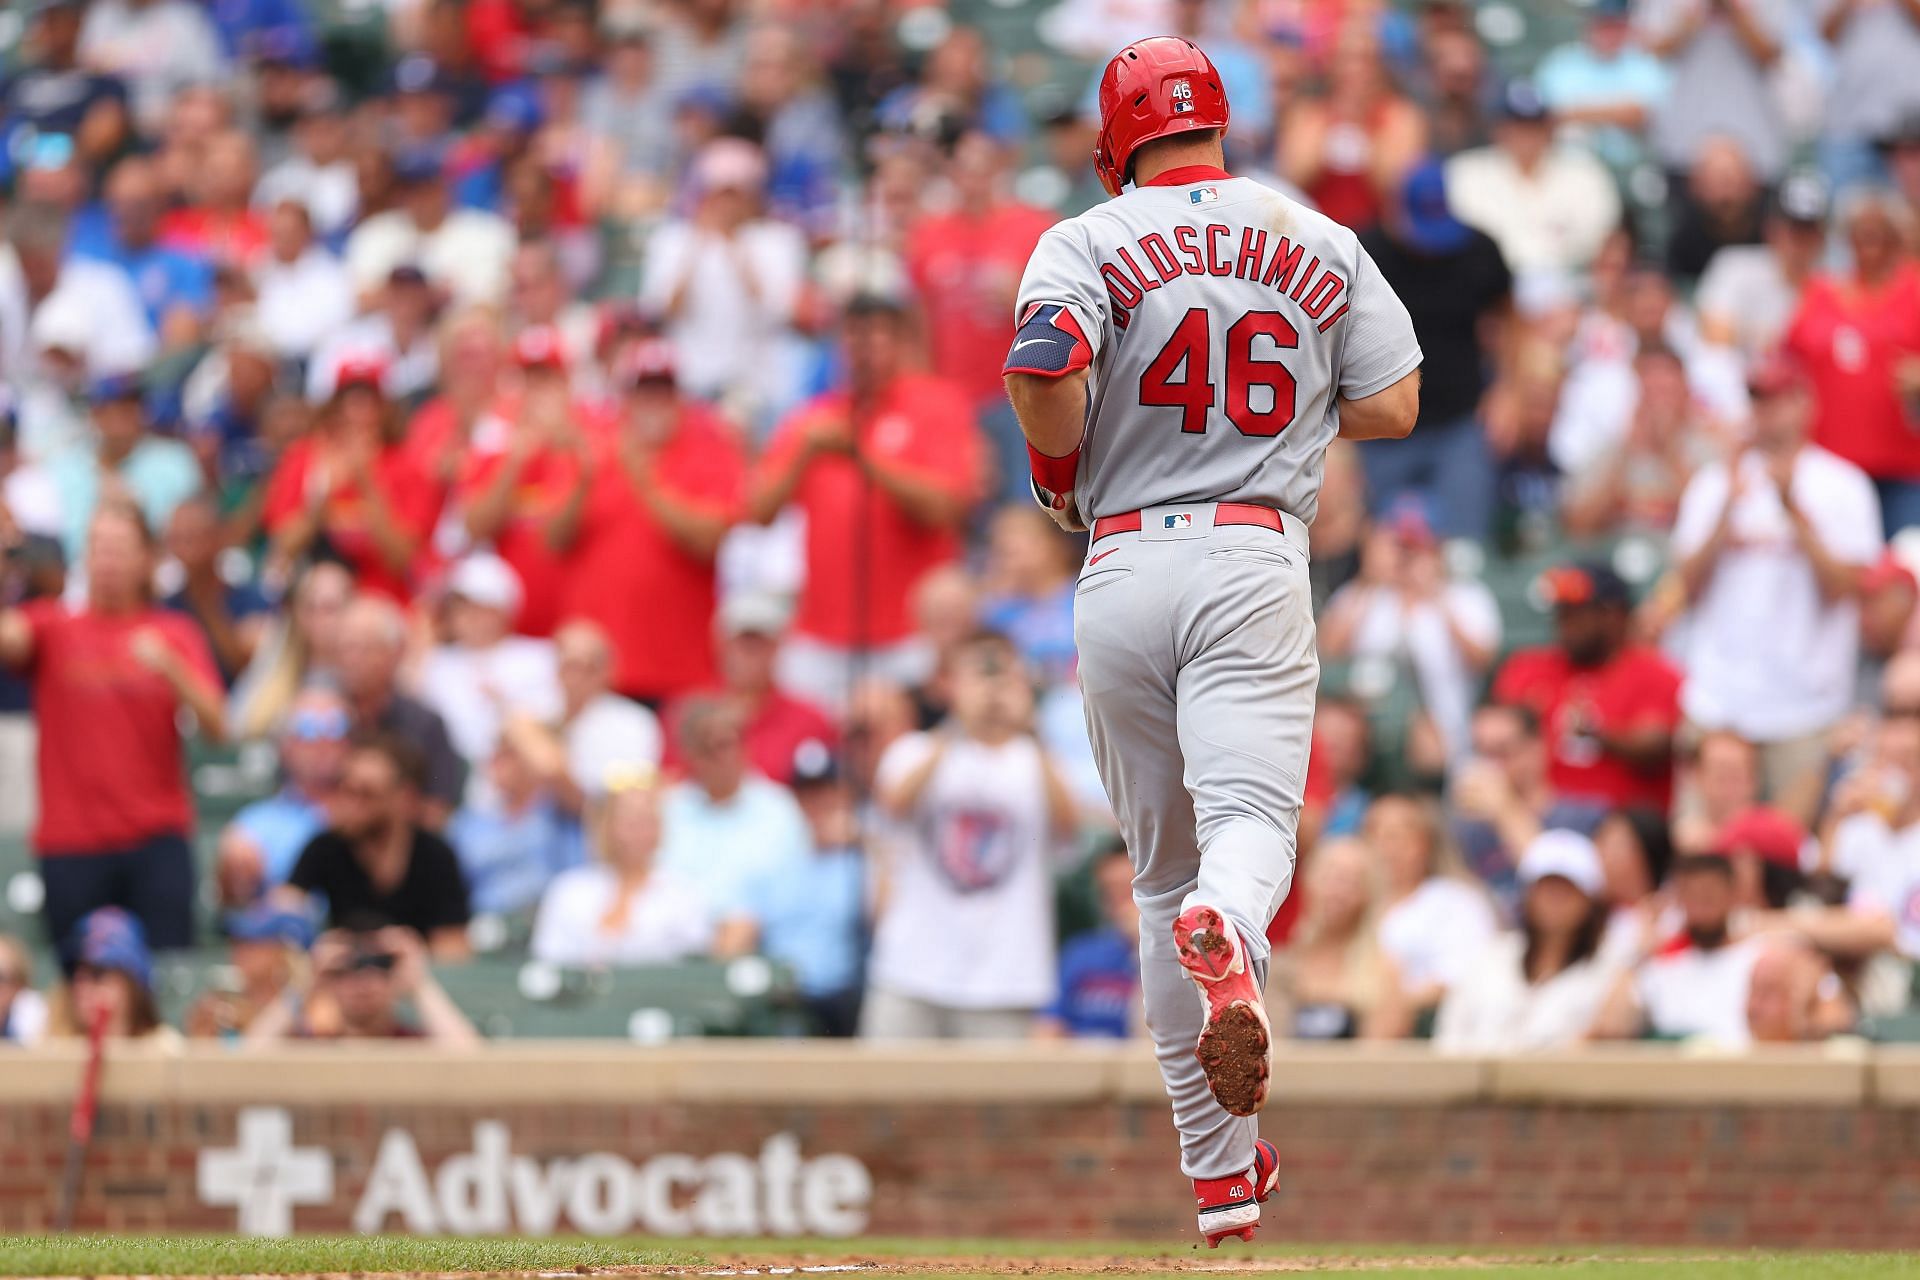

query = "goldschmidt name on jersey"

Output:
[[1098, 225, 1352, 335]]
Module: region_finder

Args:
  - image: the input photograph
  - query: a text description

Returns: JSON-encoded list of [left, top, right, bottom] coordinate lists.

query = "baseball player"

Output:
[[1003, 38, 1422, 1246]]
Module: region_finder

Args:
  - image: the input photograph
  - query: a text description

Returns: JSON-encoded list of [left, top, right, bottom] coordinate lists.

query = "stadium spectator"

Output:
[[1267, 838, 1391, 1040], [79, 0, 225, 137], [1445, 81, 1621, 283], [1451, 703, 1608, 901], [1417, 26, 1495, 158], [1593, 807, 1676, 964], [254, 199, 354, 361], [263, 361, 440, 602], [1696, 172, 1831, 359], [1815, 713, 1920, 961], [905, 130, 1054, 409], [717, 740, 868, 1037], [1672, 729, 1764, 855], [1818, 0, 1920, 191], [1319, 497, 1501, 764], [215, 681, 349, 906], [1639, 0, 1788, 185], [160, 495, 271, 687], [748, 295, 982, 710], [1533, 0, 1669, 172], [1367, 794, 1499, 1034], [1278, 26, 1426, 232], [1859, 553, 1920, 698], [579, 15, 674, 221], [640, 138, 805, 422], [307, 267, 443, 406], [1302, 697, 1375, 846], [2, 203, 155, 427], [344, 145, 514, 307], [874, 25, 1026, 148], [656, 696, 811, 924], [182, 900, 314, 1039], [0, 934, 49, 1046], [530, 777, 717, 968], [1493, 563, 1683, 812], [73, 153, 212, 342], [287, 733, 472, 958], [865, 631, 1076, 1039], [253, 84, 358, 240], [1036, 842, 1141, 1040], [50, 372, 200, 566], [2, 1, 132, 177], [1, 501, 223, 954], [1592, 848, 1758, 1044], [230, 557, 353, 740], [1666, 137, 1768, 283], [247, 922, 479, 1045], [334, 594, 466, 823], [672, 594, 837, 786], [416, 552, 561, 774], [47, 906, 173, 1043], [1435, 830, 1621, 1052], [160, 129, 267, 269], [1714, 806, 1809, 911], [978, 507, 1078, 685], [1559, 344, 1719, 538], [522, 618, 662, 816], [1744, 937, 1852, 1042], [448, 733, 578, 918], [1358, 161, 1512, 540], [1783, 189, 1920, 535], [556, 340, 745, 705], [1671, 354, 1883, 823]]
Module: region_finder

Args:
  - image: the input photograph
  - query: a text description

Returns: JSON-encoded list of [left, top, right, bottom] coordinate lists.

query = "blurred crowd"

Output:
[[3, 0, 1920, 1052]]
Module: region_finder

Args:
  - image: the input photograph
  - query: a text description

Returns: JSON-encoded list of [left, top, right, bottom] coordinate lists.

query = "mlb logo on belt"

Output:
[[1164, 512, 1193, 530], [1190, 187, 1219, 204]]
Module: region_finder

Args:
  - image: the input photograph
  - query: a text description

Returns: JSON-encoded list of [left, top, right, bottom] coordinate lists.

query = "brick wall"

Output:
[[1, 1045, 1917, 1246]]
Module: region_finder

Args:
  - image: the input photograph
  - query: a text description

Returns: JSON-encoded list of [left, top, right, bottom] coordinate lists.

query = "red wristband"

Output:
[[1027, 442, 1082, 494]]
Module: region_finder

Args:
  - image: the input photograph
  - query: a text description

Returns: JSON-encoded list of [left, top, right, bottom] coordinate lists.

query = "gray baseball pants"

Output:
[[1073, 502, 1316, 1179]]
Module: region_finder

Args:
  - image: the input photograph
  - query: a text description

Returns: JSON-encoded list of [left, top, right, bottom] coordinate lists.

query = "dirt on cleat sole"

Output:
[[1195, 1002, 1269, 1117]]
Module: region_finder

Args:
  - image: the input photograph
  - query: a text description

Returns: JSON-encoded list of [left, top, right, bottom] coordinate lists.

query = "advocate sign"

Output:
[[198, 1108, 873, 1238]]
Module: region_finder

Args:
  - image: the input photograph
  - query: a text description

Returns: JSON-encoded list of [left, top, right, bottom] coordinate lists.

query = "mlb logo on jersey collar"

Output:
[[1190, 187, 1219, 204]]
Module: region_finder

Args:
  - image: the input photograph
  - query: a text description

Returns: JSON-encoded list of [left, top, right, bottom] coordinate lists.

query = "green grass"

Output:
[[0, 1237, 1913, 1278], [0, 1236, 702, 1276]]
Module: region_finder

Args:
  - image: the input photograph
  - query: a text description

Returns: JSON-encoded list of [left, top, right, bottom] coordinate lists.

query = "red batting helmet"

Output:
[[1094, 37, 1230, 197]]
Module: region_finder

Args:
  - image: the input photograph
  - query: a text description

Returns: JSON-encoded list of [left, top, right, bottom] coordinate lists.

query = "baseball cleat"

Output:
[[1173, 905, 1271, 1117], [1193, 1139, 1280, 1247]]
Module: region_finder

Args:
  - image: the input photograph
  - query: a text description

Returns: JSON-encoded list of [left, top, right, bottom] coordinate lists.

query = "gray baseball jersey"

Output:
[[1012, 173, 1421, 525]]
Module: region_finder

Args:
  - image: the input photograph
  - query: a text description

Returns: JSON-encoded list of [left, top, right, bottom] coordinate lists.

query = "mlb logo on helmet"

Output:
[[1171, 79, 1194, 113], [1164, 512, 1192, 530]]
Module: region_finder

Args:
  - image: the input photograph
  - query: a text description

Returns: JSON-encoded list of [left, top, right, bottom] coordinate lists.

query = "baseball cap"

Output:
[[1539, 561, 1630, 609], [485, 85, 544, 135], [387, 263, 429, 288], [719, 592, 792, 638], [1395, 160, 1472, 255], [391, 143, 449, 186], [87, 371, 144, 405], [620, 338, 678, 389], [1773, 170, 1831, 226], [447, 552, 524, 616], [512, 326, 568, 373], [389, 53, 455, 99], [1381, 493, 1437, 548], [1498, 80, 1550, 124], [333, 353, 389, 392], [226, 900, 320, 951], [1590, 0, 1632, 19], [1713, 807, 1806, 869], [68, 907, 153, 991], [1517, 829, 1605, 897], [1747, 349, 1810, 399], [790, 737, 840, 788]]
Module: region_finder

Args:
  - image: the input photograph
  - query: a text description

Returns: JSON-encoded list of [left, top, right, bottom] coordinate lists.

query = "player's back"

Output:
[[1017, 172, 1419, 526]]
